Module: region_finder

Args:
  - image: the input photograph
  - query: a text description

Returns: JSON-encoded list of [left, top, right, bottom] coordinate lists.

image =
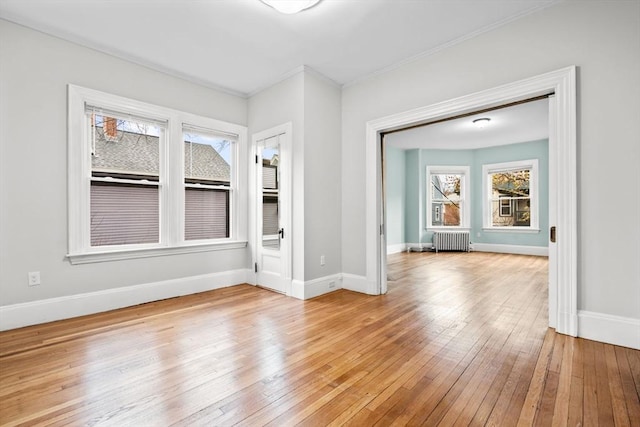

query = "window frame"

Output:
[[182, 125, 237, 242], [67, 85, 247, 264], [482, 159, 539, 233], [499, 197, 512, 217], [425, 165, 471, 230], [87, 110, 165, 248]]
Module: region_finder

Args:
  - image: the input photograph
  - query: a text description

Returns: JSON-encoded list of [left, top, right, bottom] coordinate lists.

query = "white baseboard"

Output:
[[342, 273, 373, 294], [0, 269, 250, 331], [404, 243, 431, 252], [290, 279, 305, 300], [291, 274, 342, 300], [386, 243, 407, 254], [578, 310, 640, 350], [472, 243, 548, 257], [4, 269, 637, 351]]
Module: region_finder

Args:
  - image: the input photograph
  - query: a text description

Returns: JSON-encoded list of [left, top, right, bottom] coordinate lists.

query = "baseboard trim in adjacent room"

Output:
[[472, 243, 548, 257], [405, 243, 433, 253], [386, 243, 407, 254], [0, 269, 250, 331], [578, 310, 640, 350]]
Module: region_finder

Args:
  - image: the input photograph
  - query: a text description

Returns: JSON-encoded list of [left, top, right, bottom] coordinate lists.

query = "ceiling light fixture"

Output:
[[260, 0, 321, 14], [472, 118, 491, 129]]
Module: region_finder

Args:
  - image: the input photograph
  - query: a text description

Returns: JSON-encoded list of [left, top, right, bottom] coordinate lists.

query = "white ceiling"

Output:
[[385, 97, 549, 150], [0, 0, 556, 96]]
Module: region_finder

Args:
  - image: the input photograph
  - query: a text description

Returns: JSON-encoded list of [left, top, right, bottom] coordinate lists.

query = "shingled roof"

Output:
[[184, 139, 230, 183], [92, 127, 230, 183]]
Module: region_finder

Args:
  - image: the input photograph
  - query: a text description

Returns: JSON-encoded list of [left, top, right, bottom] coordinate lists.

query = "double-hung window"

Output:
[[482, 159, 539, 231], [183, 126, 235, 241], [426, 166, 470, 229], [68, 85, 247, 263], [88, 109, 165, 247]]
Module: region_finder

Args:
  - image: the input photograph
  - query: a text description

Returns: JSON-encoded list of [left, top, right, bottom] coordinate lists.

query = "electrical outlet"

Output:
[[28, 271, 41, 286], [320, 255, 325, 266], [328, 281, 336, 288], [476, 232, 481, 237]]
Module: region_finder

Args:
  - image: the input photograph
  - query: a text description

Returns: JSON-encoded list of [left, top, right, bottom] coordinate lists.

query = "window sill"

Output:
[[67, 240, 248, 265], [426, 227, 471, 232], [482, 227, 540, 234]]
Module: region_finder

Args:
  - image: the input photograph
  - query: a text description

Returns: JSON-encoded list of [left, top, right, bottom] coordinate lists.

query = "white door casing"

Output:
[[366, 66, 577, 336], [548, 94, 558, 328]]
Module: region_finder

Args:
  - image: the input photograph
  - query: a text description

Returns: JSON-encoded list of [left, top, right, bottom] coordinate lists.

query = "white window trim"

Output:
[[425, 165, 470, 230], [67, 85, 247, 264], [482, 159, 539, 232]]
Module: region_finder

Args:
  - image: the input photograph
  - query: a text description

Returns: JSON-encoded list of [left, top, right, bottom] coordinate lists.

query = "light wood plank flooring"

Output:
[[1, 252, 638, 426]]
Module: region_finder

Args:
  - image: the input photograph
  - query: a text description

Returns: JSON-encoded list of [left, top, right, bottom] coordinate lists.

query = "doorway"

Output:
[[365, 67, 577, 336], [252, 123, 292, 295]]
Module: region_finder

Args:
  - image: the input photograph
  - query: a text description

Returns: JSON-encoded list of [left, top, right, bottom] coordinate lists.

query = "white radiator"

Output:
[[433, 231, 470, 253]]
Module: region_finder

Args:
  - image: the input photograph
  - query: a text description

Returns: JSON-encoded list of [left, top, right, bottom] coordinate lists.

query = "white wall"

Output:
[[0, 18, 342, 317], [248, 72, 305, 282], [2, 1, 638, 343], [0, 20, 248, 307], [303, 72, 342, 280], [341, 1, 640, 319], [247, 69, 342, 283]]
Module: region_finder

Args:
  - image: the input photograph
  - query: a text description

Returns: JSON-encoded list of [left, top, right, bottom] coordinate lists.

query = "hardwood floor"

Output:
[[1, 252, 638, 426]]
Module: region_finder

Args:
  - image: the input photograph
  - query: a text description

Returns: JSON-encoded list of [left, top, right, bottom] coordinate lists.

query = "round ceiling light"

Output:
[[260, 0, 321, 14], [472, 117, 491, 129]]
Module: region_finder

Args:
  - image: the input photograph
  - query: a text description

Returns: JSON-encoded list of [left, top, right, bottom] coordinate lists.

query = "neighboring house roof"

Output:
[[493, 185, 529, 198], [92, 127, 230, 182], [492, 172, 530, 197], [185, 140, 230, 183]]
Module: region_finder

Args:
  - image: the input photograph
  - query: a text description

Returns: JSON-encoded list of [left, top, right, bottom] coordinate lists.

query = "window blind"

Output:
[[185, 188, 229, 240], [263, 166, 277, 189], [90, 182, 159, 246], [262, 197, 279, 235]]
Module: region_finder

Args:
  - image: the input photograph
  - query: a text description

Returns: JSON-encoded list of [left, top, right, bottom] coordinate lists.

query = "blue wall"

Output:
[[396, 139, 548, 248], [385, 146, 406, 245], [471, 140, 549, 247], [404, 149, 421, 243]]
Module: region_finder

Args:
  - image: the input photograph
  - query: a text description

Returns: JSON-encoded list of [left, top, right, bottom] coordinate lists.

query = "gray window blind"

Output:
[[90, 182, 159, 246], [262, 196, 279, 236], [263, 166, 277, 189], [185, 188, 229, 240]]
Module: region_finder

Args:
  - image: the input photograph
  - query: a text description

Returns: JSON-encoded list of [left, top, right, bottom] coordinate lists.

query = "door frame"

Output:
[[365, 66, 577, 336], [250, 122, 293, 295]]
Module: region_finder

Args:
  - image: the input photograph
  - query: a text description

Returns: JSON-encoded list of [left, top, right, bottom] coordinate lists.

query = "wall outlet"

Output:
[[28, 271, 41, 286], [328, 281, 336, 288], [320, 255, 325, 266], [476, 232, 481, 237]]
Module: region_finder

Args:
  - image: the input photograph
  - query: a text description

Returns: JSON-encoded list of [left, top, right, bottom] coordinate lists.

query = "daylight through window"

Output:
[[426, 166, 470, 229], [183, 128, 235, 240], [68, 85, 247, 263], [483, 160, 538, 230], [89, 111, 164, 246]]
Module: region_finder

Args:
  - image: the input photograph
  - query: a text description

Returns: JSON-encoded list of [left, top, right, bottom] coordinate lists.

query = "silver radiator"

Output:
[[433, 231, 470, 253]]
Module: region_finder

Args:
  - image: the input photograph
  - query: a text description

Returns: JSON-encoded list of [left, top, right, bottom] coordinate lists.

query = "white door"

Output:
[[253, 124, 291, 294]]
